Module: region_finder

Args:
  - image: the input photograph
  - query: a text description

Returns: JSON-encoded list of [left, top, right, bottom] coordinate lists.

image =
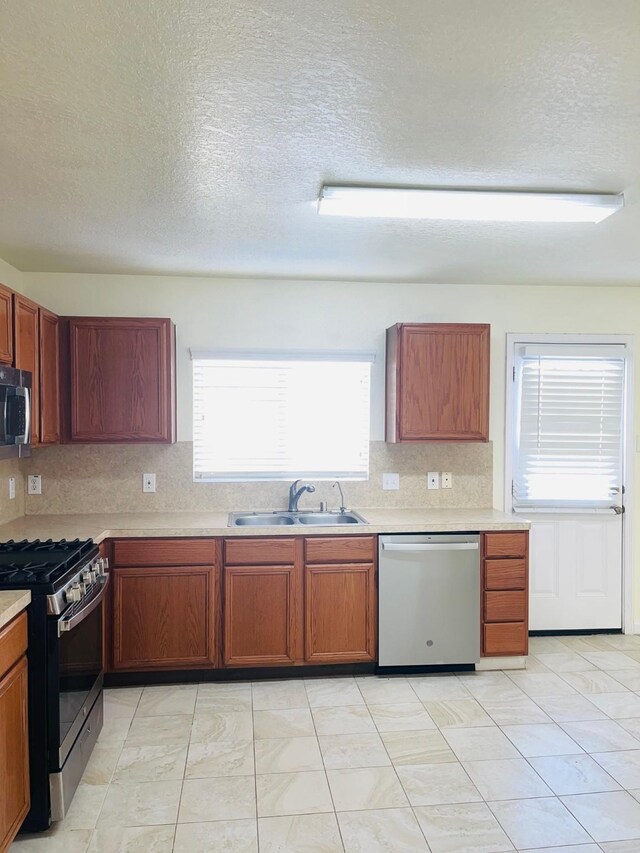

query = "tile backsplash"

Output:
[[22, 441, 492, 515], [0, 458, 26, 524]]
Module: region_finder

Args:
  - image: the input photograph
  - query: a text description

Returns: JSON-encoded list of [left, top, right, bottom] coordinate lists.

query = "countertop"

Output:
[[0, 590, 31, 630], [0, 508, 529, 544]]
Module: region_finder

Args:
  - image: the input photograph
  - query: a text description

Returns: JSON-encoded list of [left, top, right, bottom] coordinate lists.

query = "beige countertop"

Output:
[[0, 590, 31, 630], [0, 508, 529, 544]]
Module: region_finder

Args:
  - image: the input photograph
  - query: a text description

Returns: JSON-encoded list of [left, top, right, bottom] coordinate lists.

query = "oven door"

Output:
[[48, 575, 109, 767]]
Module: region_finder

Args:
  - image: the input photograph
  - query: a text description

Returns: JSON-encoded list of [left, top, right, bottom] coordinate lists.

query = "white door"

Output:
[[509, 341, 627, 631]]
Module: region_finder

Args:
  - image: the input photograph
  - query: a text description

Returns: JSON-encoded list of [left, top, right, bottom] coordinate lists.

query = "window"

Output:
[[192, 351, 372, 482], [512, 343, 626, 510]]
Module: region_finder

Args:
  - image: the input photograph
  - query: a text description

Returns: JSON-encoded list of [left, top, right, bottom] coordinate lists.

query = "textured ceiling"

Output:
[[0, 0, 639, 284]]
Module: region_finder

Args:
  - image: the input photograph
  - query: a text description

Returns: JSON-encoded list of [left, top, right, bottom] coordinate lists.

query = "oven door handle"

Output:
[[57, 573, 110, 635]]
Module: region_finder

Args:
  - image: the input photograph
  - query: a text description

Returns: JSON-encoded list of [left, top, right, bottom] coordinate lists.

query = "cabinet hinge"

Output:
[[512, 365, 516, 381]]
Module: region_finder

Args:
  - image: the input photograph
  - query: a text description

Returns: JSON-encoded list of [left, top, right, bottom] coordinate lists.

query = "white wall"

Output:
[[0, 257, 25, 293], [25, 273, 640, 512]]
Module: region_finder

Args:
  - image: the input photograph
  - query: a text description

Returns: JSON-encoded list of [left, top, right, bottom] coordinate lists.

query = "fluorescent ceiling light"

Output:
[[318, 186, 623, 223]]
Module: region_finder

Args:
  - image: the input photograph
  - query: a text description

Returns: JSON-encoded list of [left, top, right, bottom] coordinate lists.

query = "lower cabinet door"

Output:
[[304, 563, 376, 663], [112, 566, 217, 669], [0, 656, 29, 851], [223, 565, 302, 667]]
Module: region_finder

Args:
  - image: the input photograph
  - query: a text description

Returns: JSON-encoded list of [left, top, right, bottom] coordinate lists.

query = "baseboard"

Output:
[[476, 656, 527, 671], [633, 621, 640, 635]]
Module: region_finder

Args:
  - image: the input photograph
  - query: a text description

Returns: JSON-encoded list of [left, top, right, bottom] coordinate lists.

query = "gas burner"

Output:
[[0, 538, 98, 591]]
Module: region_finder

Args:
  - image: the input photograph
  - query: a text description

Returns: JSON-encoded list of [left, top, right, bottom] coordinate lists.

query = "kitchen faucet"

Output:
[[288, 479, 315, 512], [333, 480, 346, 512]]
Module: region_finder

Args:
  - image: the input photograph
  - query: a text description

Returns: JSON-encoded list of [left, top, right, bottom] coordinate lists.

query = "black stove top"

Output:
[[0, 539, 98, 590]]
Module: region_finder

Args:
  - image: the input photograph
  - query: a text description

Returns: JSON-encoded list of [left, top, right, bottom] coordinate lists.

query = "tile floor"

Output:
[[12, 633, 640, 851]]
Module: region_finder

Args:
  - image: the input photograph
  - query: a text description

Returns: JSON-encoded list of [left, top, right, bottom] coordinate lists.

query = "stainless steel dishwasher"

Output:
[[378, 533, 480, 668]]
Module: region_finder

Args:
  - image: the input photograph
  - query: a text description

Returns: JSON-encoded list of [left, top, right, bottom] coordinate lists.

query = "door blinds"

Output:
[[513, 344, 626, 510]]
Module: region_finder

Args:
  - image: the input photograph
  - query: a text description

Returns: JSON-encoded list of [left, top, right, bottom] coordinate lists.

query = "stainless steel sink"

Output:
[[228, 510, 367, 527], [233, 514, 296, 526], [296, 512, 364, 525]]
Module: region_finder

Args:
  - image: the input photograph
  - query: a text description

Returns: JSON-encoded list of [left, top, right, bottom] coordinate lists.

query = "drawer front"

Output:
[[484, 590, 526, 623], [484, 559, 527, 590], [114, 539, 216, 567], [224, 537, 296, 566], [0, 612, 28, 678], [305, 536, 376, 564], [483, 622, 528, 656], [484, 532, 528, 559]]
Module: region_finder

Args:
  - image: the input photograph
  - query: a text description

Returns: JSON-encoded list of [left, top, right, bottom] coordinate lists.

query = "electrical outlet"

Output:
[[442, 472, 452, 489], [382, 473, 400, 490], [427, 472, 440, 490], [142, 473, 156, 493], [8, 477, 15, 500], [28, 474, 42, 495]]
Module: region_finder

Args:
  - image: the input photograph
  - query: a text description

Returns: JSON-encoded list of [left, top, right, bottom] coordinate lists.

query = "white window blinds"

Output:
[[192, 352, 372, 482], [513, 344, 626, 510]]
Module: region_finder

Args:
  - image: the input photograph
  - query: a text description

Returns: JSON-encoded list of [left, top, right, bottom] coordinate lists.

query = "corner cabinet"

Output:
[[481, 531, 529, 656], [0, 613, 30, 852], [111, 539, 218, 670], [386, 323, 490, 442], [66, 317, 176, 443], [39, 308, 61, 445]]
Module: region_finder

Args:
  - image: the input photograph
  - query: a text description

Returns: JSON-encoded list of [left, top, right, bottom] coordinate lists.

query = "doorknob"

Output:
[[610, 505, 625, 515]]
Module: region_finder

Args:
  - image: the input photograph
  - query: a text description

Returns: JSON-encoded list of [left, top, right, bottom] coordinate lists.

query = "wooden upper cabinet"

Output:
[[386, 323, 490, 442], [39, 308, 61, 445], [0, 284, 14, 365], [67, 317, 176, 443], [13, 295, 40, 445]]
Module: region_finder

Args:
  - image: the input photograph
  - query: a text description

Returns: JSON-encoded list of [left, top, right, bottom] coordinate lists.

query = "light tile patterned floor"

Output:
[[12, 633, 640, 851]]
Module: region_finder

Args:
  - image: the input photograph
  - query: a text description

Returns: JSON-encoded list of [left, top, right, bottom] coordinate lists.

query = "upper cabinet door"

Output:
[[68, 317, 176, 443], [386, 323, 490, 442], [0, 284, 14, 365], [13, 295, 40, 445], [39, 308, 61, 445]]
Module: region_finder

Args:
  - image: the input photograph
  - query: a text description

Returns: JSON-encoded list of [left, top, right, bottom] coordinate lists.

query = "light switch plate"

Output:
[[143, 473, 156, 493], [442, 472, 452, 489], [427, 472, 440, 490], [28, 474, 42, 495], [382, 473, 400, 490], [8, 477, 15, 500]]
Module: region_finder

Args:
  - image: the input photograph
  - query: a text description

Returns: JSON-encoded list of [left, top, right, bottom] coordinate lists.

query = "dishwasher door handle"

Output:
[[381, 542, 479, 552]]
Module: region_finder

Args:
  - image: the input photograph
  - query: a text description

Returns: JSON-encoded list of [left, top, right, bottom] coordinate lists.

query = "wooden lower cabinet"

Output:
[[112, 566, 218, 669], [304, 563, 376, 663], [481, 531, 529, 657], [223, 565, 303, 667], [0, 614, 29, 852]]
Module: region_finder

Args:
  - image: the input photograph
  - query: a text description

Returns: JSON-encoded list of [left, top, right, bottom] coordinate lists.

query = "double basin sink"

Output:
[[228, 510, 368, 527]]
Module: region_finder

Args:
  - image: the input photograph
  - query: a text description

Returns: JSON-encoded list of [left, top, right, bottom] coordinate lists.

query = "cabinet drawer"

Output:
[[113, 539, 216, 567], [484, 590, 526, 623], [0, 612, 28, 678], [483, 622, 528, 656], [224, 537, 296, 566], [484, 559, 527, 590], [305, 536, 376, 564], [484, 532, 528, 559]]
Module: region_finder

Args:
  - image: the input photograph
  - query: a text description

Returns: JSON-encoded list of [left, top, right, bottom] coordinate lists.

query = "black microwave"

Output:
[[0, 366, 31, 459]]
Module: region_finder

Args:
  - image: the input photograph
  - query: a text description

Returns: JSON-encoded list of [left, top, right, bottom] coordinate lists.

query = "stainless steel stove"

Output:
[[0, 539, 109, 832]]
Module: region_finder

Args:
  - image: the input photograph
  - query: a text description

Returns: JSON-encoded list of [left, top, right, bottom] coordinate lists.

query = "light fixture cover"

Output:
[[318, 186, 624, 223]]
